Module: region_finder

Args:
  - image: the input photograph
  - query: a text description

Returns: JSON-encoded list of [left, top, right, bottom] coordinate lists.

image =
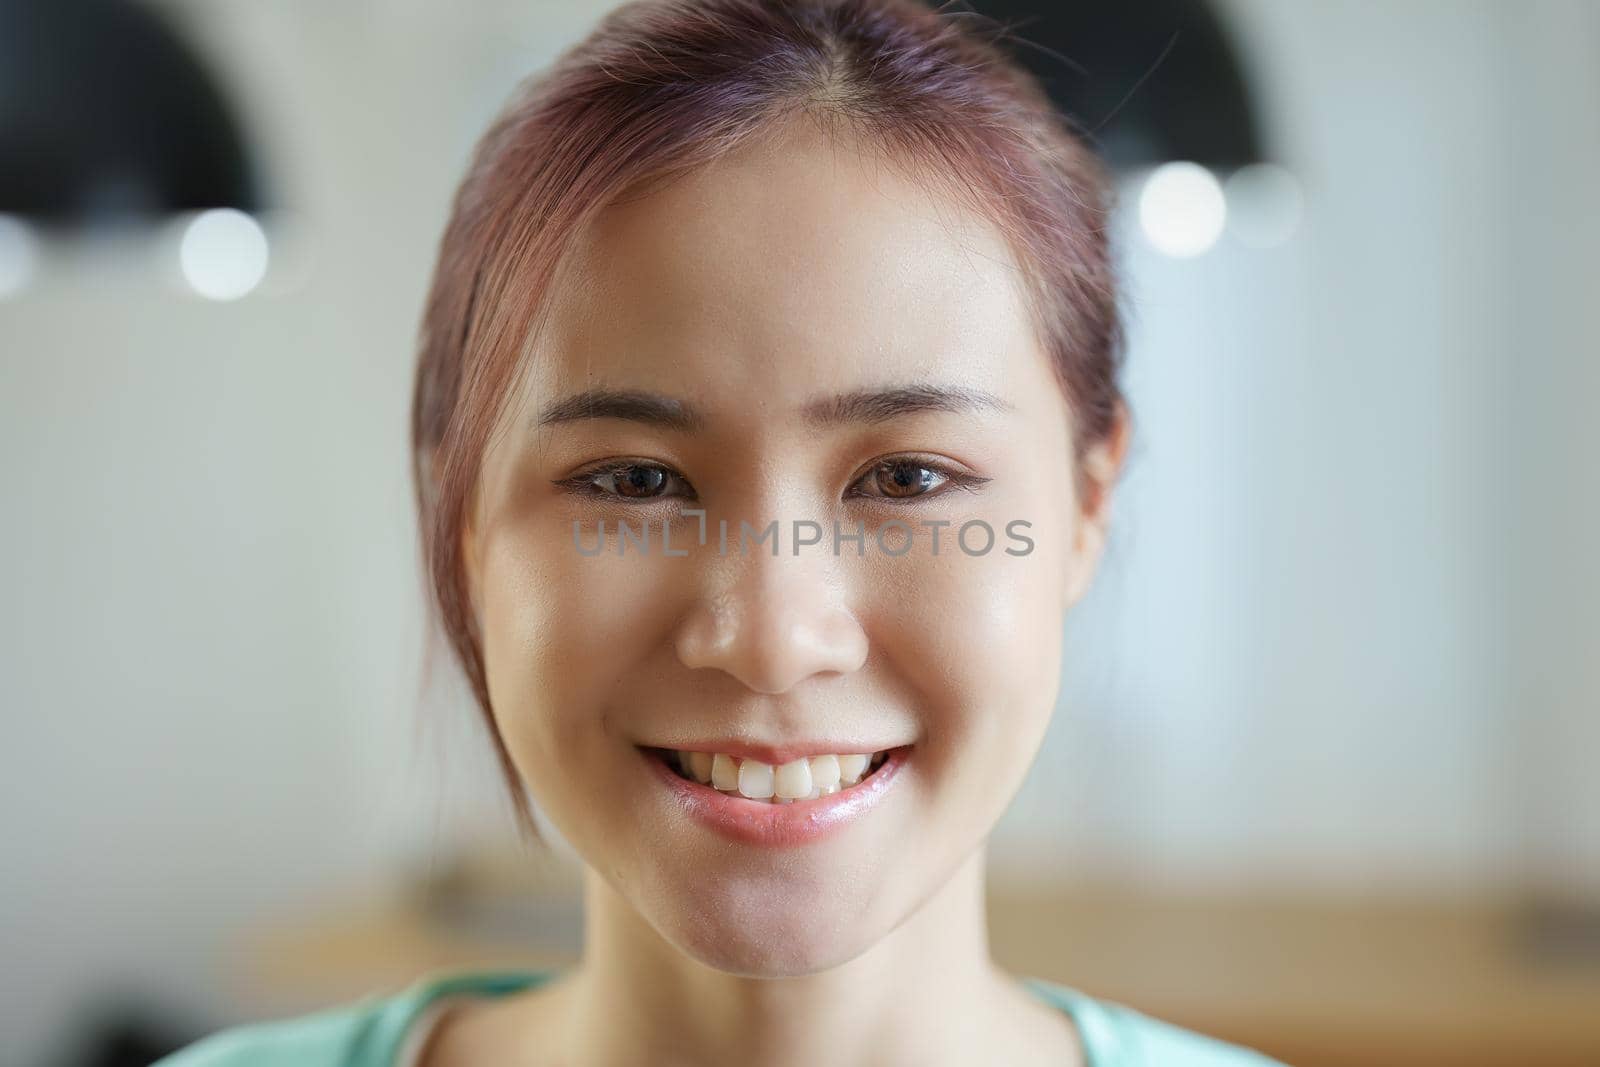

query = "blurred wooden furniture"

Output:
[[990, 886, 1600, 1067], [232, 849, 1600, 1067]]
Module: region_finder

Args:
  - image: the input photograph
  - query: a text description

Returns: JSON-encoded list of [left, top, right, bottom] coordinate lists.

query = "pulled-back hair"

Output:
[[411, 0, 1126, 836]]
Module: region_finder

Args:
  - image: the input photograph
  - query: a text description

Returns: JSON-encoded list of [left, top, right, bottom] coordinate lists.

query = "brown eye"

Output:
[[582, 463, 689, 500], [614, 464, 668, 498], [865, 460, 944, 499]]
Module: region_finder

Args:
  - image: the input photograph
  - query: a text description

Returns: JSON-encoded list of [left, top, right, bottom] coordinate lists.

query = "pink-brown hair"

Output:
[[411, 0, 1126, 837]]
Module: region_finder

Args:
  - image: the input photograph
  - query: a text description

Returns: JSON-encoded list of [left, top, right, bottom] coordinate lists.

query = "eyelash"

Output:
[[553, 456, 990, 506]]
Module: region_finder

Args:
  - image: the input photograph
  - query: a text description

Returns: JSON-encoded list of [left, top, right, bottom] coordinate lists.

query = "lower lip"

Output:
[[639, 745, 910, 848]]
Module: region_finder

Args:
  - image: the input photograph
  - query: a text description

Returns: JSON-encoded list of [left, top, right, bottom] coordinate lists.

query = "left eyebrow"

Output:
[[800, 383, 1015, 427]]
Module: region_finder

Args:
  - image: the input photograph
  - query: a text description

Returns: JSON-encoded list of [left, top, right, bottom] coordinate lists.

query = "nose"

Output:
[[673, 536, 869, 695]]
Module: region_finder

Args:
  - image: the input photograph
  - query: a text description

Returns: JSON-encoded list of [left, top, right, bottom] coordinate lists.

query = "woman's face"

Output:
[[465, 122, 1116, 976]]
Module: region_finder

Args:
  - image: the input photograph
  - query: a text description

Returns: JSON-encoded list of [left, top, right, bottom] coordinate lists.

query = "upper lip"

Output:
[[641, 740, 910, 766]]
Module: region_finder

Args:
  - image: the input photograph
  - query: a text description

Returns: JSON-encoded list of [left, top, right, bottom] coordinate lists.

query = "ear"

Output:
[[1063, 401, 1131, 611]]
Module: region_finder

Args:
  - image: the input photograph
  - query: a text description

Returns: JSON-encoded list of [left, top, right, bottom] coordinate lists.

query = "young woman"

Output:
[[161, 1, 1288, 1064]]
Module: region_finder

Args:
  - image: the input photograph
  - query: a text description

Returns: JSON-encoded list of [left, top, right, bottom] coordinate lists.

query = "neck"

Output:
[[558, 843, 1027, 1067]]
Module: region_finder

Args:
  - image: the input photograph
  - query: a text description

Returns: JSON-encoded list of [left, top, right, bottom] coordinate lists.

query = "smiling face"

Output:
[[462, 120, 1118, 976]]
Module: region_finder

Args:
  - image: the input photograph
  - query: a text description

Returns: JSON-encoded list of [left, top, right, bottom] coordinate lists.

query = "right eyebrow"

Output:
[[533, 389, 702, 432]]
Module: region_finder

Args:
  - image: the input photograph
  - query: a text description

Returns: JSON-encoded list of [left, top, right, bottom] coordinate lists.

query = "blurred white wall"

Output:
[[0, 4, 604, 1063], [1008, 0, 1600, 892], [1492, 0, 1600, 896], [2, 1, 1596, 1063]]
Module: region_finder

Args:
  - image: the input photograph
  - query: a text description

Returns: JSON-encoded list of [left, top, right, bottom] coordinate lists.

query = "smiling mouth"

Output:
[[643, 746, 895, 804]]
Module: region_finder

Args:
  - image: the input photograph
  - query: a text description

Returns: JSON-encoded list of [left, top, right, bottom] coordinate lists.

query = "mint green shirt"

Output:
[[155, 968, 1288, 1066]]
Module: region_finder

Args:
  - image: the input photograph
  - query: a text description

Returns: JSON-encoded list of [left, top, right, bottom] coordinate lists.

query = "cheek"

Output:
[[475, 518, 682, 798], [891, 546, 1064, 720], [865, 520, 1068, 818]]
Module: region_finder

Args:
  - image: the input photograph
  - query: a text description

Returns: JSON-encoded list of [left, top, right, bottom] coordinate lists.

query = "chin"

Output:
[[654, 879, 889, 978], [673, 925, 875, 978]]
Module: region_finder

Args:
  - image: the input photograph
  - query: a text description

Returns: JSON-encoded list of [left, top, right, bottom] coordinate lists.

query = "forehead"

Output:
[[529, 122, 1046, 416]]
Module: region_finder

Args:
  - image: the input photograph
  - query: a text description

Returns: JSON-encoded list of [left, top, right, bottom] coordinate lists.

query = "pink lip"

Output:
[[639, 744, 910, 848]]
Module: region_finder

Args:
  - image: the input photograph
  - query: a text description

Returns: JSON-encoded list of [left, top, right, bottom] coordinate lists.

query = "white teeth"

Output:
[[710, 753, 739, 791], [837, 753, 870, 784], [668, 748, 892, 803], [774, 758, 813, 799], [737, 759, 775, 799], [808, 754, 841, 790]]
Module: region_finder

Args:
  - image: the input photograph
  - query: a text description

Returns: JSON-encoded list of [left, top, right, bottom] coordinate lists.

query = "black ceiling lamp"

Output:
[[0, 0, 265, 229], [967, 0, 1266, 173]]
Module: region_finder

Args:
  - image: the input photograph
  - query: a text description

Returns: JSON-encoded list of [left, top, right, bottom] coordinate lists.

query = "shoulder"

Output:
[[1026, 978, 1291, 1067], [151, 996, 390, 1067], [1092, 1001, 1290, 1066], [152, 970, 557, 1067]]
